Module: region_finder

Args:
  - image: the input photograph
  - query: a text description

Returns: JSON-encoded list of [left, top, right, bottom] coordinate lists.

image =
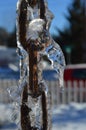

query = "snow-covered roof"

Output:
[[66, 64, 86, 69]]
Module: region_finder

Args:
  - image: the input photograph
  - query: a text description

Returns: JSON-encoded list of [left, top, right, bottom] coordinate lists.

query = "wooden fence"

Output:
[[0, 79, 86, 105]]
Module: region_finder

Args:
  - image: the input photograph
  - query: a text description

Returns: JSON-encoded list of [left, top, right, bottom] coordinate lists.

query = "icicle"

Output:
[[45, 38, 66, 88]]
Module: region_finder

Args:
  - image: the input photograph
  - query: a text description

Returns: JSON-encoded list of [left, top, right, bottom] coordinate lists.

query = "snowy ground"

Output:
[[52, 103, 86, 130], [0, 103, 86, 130]]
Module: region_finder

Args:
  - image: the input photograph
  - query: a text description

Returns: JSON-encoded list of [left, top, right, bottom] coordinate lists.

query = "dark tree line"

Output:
[[0, 27, 9, 46], [7, 27, 16, 47], [0, 26, 16, 48], [53, 0, 86, 64]]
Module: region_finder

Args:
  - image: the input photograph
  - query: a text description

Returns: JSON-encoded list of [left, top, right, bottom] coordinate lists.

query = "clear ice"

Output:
[[9, 0, 66, 130]]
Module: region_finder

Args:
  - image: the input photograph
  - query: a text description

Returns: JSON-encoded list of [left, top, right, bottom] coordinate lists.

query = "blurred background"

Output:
[[0, 0, 86, 64], [0, 0, 86, 130]]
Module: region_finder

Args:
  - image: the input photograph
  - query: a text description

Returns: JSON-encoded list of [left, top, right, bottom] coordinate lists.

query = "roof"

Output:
[[65, 64, 86, 69]]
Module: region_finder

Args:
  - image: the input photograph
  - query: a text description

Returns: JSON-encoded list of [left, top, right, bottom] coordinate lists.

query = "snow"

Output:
[[0, 102, 86, 130], [27, 19, 45, 40], [52, 103, 86, 130]]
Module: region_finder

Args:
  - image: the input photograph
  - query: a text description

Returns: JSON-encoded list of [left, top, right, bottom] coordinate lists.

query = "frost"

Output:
[[26, 19, 45, 40]]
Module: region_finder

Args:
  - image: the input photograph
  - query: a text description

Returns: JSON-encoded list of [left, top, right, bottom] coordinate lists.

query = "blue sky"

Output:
[[0, 0, 72, 35]]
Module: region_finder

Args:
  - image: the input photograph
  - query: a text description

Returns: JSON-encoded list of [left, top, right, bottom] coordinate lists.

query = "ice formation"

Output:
[[9, 0, 66, 130]]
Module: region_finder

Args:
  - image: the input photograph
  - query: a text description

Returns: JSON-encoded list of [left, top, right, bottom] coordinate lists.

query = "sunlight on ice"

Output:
[[8, 0, 66, 129]]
